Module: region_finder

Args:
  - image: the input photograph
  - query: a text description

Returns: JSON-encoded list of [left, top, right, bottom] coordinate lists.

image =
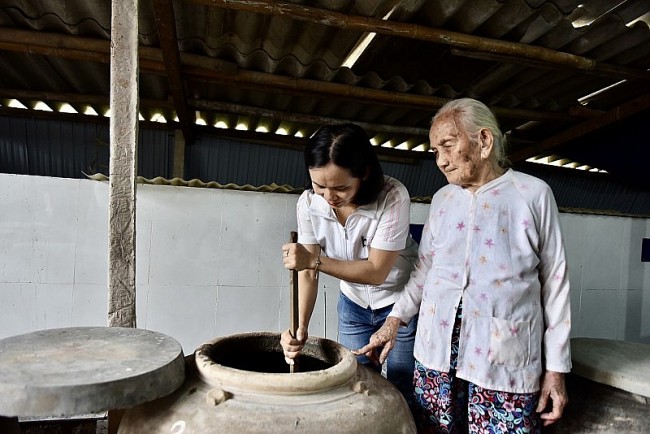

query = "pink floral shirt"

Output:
[[391, 169, 572, 393]]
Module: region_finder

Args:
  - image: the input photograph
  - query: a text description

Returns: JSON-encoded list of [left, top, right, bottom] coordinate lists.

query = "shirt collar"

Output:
[[479, 168, 512, 192]]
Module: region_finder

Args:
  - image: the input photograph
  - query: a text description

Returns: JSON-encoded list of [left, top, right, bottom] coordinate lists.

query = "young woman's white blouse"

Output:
[[297, 176, 418, 310]]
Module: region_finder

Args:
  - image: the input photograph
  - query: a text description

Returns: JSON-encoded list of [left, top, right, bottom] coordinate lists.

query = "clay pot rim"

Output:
[[194, 332, 358, 394]]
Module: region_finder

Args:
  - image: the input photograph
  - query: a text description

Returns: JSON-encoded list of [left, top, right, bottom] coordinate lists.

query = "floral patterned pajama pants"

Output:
[[412, 302, 541, 434]]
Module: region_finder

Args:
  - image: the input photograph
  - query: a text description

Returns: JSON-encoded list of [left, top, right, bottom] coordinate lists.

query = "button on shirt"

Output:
[[297, 176, 418, 310], [391, 169, 572, 393]]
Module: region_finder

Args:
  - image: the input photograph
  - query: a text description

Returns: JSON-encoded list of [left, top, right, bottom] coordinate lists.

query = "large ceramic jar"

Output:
[[118, 332, 416, 433]]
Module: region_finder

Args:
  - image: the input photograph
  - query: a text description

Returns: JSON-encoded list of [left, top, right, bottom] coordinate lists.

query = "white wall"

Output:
[[562, 213, 650, 342], [1, 173, 649, 354]]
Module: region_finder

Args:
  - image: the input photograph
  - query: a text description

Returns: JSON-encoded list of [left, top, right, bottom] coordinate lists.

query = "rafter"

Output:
[[151, 0, 195, 144], [0, 88, 428, 138], [191, 0, 650, 82], [0, 27, 575, 123], [509, 92, 650, 162]]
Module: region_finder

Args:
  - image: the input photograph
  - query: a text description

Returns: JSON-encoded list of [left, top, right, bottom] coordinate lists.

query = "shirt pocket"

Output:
[[488, 316, 531, 368], [416, 302, 436, 345]]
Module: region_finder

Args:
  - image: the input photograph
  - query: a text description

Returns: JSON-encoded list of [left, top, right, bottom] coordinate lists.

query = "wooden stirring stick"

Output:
[[289, 231, 299, 373]]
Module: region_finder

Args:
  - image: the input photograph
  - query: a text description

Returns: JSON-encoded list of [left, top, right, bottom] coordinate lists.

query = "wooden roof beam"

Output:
[[0, 27, 573, 123], [0, 89, 171, 110], [0, 87, 429, 140], [509, 92, 650, 162], [189, 98, 430, 138], [152, 0, 195, 144], [192, 0, 650, 82]]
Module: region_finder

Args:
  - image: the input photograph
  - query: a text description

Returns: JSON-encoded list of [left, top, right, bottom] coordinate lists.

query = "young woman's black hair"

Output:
[[304, 124, 385, 206]]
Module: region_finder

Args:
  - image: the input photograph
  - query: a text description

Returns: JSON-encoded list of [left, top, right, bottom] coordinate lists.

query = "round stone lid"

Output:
[[571, 337, 650, 398], [0, 327, 185, 417]]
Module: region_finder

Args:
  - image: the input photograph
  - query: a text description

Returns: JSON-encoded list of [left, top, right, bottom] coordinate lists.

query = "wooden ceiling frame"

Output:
[[1, 0, 649, 160], [509, 92, 650, 163], [151, 0, 195, 144], [0, 27, 576, 125], [192, 0, 650, 81]]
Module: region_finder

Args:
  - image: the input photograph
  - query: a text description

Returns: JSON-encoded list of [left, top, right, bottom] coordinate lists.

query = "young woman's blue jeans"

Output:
[[337, 292, 417, 407]]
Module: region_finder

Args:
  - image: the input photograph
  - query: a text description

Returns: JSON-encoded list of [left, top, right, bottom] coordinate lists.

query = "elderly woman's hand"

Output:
[[352, 316, 401, 366], [536, 371, 568, 426]]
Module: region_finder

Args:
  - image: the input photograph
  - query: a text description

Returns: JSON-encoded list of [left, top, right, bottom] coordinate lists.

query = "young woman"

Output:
[[281, 123, 418, 406]]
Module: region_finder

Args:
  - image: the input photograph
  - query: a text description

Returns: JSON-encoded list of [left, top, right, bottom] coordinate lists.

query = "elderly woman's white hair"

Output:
[[432, 98, 511, 169]]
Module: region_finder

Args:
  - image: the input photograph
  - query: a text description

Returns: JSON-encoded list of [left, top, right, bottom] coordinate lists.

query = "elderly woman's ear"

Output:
[[479, 128, 493, 159]]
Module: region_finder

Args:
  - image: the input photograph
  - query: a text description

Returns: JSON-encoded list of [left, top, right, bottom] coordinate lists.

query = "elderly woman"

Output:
[[355, 98, 571, 433]]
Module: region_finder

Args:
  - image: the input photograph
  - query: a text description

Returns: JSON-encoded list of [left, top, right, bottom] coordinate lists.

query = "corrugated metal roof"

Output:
[[0, 0, 649, 194], [1, 115, 648, 217]]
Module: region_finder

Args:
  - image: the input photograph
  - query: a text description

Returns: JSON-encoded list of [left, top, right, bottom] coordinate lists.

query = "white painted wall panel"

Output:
[[216, 285, 283, 335], [1, 173, 649, 356], [1, 176, 78, 284], [144, 185, 222, 286], [0, 283, 38, 337], [560, 214, 650, 341], [143, 283, 219, 353], [34, 283, 73, 330], [562, 214, 624, 290], [73, 181, 108, 285], [70, 283, 107, 326]]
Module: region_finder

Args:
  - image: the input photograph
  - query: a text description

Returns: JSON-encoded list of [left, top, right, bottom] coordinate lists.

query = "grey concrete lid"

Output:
[[571, 337, 650, 398], [0, 327, 185, 418]]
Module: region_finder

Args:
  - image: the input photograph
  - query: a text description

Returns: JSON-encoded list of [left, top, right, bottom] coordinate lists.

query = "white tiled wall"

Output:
[[1, 173, 649, 355], [561, 213, 650, 342]]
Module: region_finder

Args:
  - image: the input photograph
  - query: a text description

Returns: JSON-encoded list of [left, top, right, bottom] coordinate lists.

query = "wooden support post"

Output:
[[108, 0, 139, 330], [108, 0, 139, 427], [173, 129, 186, 179], [107, 1, 139, 431]]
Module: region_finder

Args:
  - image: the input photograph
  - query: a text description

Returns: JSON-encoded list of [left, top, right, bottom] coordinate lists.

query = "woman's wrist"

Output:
[[387, 315, 406, 327], [313, 254, 321, 276]]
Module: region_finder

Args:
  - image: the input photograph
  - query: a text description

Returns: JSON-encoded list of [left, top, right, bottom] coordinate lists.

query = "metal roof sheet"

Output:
[[0, 0, 649, 197]]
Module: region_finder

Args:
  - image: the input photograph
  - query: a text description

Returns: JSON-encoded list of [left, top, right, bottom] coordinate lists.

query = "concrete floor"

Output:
[[546, 373, 650, 434]]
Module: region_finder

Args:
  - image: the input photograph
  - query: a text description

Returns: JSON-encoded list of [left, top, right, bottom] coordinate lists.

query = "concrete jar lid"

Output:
[[0, 326, 185, 418]]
